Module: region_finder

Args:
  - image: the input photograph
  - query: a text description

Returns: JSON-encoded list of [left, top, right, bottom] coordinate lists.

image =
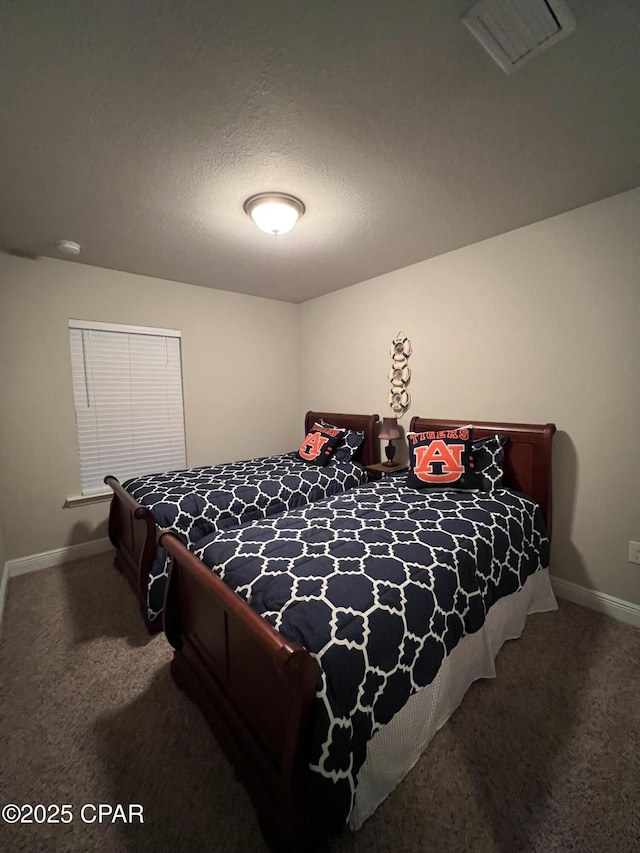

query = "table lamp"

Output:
[[379, 417, 401, 466]]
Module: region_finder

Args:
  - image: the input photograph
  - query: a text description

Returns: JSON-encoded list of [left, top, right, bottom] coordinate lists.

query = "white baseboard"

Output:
[[0, 562, 8, 641], [5, 537, 113, 579], [551, 576, 640, 629]]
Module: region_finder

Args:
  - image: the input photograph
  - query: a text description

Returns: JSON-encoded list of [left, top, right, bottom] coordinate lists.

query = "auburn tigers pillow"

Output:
[[297, 424, 344, 466], [406, 426, 480, 491]]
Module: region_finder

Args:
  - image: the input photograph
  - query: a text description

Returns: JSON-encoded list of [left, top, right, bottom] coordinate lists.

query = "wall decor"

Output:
[[388, 331, 411, 416]]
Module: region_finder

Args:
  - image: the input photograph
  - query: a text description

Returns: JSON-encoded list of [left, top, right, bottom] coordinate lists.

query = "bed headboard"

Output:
[[409, 417, 556, 538], [305, 411, 380, 467]]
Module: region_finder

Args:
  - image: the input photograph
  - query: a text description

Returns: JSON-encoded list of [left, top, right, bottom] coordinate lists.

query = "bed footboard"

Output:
[[104, 474, 161, 632], [160, 530, 320, 851]]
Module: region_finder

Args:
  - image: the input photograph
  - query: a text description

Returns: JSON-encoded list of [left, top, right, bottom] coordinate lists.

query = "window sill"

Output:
[[65, 491, 113, 508]]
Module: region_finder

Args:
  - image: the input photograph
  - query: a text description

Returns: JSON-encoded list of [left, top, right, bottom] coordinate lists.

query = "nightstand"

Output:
[[365, 461, 408, 480]]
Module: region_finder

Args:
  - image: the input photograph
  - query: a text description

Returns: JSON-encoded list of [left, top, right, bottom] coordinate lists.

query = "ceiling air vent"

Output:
[[462, 0, 576, 73]]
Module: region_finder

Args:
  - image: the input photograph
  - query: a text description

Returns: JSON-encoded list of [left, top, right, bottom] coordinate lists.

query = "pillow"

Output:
[[406, 426, 480, 491], [316, 418, 365, 463], [472, 434, 508, 491], [297, 423, 344, 466]]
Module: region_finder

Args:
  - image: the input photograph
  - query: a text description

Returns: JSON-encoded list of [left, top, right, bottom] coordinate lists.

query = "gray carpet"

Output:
[[1, 554, 639, 853]]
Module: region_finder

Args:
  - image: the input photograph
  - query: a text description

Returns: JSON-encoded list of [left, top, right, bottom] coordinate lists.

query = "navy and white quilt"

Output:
[[122, 452, 368, 619], [191, 478, 550, 834]]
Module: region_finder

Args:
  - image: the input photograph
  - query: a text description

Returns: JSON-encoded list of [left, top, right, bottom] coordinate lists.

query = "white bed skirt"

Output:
[[349, 567, 558, 830]]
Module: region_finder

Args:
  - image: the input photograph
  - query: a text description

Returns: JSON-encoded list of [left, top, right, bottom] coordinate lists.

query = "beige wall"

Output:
[[298, 188, 640, 606], [0, 255, 299, 561]]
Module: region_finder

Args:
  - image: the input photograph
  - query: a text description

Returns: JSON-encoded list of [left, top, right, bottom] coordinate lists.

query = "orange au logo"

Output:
[[413, 440, 465, 483], [299, 432, 330, 461]]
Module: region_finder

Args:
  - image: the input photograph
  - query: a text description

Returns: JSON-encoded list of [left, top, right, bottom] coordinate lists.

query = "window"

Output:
[[69, 320, 186, 495]]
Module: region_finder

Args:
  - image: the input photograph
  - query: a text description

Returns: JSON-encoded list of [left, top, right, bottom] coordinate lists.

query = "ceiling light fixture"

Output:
[[56, 239, 81, 255], [243, 192, 305, 236]]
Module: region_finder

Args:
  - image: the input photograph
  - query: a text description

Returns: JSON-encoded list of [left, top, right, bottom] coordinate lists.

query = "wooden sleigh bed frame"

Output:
[[105, 411, 380, 632], [159, 418, 556, 851]]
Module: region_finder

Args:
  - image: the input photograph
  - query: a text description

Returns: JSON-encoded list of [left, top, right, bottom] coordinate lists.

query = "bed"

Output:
[[105, 410, 380, 632], [159, 417, 557, 849]]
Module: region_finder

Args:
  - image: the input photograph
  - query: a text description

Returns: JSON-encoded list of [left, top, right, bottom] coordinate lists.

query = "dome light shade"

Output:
[[56, 239, 81, 255], [244, 192, 305, 235]]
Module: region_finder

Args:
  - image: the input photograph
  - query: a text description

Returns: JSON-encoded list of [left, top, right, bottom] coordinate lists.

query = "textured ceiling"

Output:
[[2, 0, 640, 303]]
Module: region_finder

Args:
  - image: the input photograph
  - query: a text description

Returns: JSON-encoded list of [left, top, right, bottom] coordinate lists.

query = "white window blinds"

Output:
[[69, 321, 186, 495]]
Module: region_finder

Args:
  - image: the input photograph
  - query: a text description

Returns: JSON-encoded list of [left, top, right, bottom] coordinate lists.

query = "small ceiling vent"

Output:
[[462, 0, 576, 74]]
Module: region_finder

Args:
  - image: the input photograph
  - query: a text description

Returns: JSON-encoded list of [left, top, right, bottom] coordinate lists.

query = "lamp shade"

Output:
[[244, 192, 305, 235], [378, 417, 401, 440]]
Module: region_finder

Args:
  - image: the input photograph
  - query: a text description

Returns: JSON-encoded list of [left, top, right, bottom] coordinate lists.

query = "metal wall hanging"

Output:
[[388, 331, 411, 416]]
